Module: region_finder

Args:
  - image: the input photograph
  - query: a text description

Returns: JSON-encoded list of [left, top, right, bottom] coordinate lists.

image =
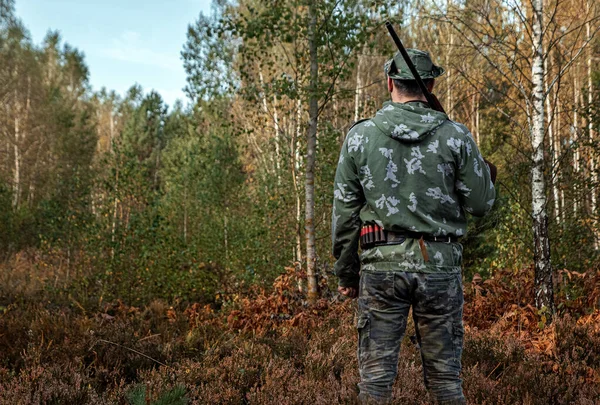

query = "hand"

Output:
[[338, 286, 358, 299], [484, 158, 497, 184]]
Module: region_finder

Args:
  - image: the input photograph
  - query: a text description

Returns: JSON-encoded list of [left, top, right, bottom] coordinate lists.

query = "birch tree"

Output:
[[531, 0, 553, 311], [586, 0, 598, 248], [221, 0, 395, 301], [438, 0, 600, 313]]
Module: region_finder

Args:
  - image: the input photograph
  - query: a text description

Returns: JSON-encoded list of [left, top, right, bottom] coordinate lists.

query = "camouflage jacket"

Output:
[[332, 101, 496, 288]]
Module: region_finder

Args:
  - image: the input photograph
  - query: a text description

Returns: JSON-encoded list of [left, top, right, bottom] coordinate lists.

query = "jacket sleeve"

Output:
[[332, 133, 365, 289], [454, 132, 496, 217]]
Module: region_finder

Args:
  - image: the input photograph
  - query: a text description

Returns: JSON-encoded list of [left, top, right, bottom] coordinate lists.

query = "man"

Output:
[[332, 49, 496, 404]]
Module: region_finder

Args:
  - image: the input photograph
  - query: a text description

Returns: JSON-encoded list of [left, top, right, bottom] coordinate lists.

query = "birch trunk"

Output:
[[354, 49, 363, 123], [110, 110, 115, 148], [445, 0, 454, 117], [296, 99, 303, 170], [291, 125, 303, 291], [472, 93, 481, 145], [28, 140, 43, 207], [259, 71, 282, 183], [574, 75, 580, 216], [476, 94, 480, 144], [545, 55, 560, 224], [586, 4, 598, 248], [294, 99, 304, 293], [12, 114, 20, 208], [258, 72, 275, 173], [273, 94, 281, 185], [24, 77, 33, 206], [531, 0, 554, 313], [305, 0, 319, 304], [12, 79, 21, 208], [556, 96, 563, 223]]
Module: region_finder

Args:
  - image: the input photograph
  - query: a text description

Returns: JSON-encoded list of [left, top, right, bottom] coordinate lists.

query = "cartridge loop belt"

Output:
[[360, 224, 458, 250]]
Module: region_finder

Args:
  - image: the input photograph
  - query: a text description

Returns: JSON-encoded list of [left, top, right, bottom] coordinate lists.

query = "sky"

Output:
[[15, 0, 213, 108]]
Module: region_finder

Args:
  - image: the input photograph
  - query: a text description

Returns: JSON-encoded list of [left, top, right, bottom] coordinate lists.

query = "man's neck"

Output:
[[391, 93, 427, 104]]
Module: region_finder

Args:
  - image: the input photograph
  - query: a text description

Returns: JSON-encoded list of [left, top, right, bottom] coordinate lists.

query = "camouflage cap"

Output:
[[384, 49, 445, 80]]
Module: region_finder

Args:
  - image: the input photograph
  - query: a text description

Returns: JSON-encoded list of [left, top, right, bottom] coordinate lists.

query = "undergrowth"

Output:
[[0, 257, 599, 404]]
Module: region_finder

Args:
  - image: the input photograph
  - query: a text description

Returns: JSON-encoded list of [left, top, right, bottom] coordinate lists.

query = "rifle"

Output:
[[385, 21, 497, 183], [385, 21, 445, 114]]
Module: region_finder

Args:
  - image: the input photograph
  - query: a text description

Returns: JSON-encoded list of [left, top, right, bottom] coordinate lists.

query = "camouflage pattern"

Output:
[[384, 49, 445, 80], [356, 269, 466, 404], [332, 101, 496, 289], [332, 76, 495, 403]]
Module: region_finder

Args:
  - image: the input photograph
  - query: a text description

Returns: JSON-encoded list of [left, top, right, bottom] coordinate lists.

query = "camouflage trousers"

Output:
[[356, 269, 466, 405]]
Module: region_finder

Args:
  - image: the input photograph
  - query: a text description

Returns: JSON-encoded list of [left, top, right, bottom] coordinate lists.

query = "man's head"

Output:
[[384, 49, 444, 100]]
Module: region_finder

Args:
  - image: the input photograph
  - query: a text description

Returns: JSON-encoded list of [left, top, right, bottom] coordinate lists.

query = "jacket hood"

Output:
[[371, 101, 448, 143]]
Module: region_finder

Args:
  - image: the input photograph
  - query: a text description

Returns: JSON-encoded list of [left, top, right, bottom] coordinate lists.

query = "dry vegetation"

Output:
[[1, 255, 599, 405]]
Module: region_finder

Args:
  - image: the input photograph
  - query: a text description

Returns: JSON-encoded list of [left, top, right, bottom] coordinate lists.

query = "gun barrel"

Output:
[[385, 22, 445, 113]]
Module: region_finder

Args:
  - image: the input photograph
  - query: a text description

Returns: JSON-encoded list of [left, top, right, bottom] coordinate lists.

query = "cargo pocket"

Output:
[[451, 317, 464, 364], [356, 313, 370, 365], [451, 274, 465, 365]]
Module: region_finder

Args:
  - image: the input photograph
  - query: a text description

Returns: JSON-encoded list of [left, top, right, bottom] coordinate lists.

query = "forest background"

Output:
[[0, 0, 599, 403]]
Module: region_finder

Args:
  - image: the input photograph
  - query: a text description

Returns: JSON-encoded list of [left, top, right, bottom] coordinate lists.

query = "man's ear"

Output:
[[428, 79, 436, 93], [387, 77, 394, 93]]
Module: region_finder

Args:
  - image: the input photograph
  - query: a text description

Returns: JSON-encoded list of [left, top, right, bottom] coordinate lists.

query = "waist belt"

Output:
[[360, 224, 458, 251]]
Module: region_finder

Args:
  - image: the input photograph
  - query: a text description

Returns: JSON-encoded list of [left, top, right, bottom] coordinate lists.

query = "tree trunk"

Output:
[[574, 74, 580, 216], [12, 115, 20, 209], [472, 93, 481, 145], [12, 79, 22, 209], [545, 54, 560, 224], [291, 99, 304, 292], [476, 94, 480, 144], [446, 0, 454, 117], [273, 94, 282, 185], [556, 96, 563, 224], [305, 0, 319, 304], [291, 120, 304, 292], [296, 99, 303, 169], [586, 4, 598, 248], [224, 207, 229, 269], [110, 110, 115, 148], [154, 150, 160, 190], [531, 0, 554, 314], [259, 71, 281, 182], [354, 48, 363, 123], [111, 160, 120, 260], [183, 182, 188, 244], [24, 76, 32, 207]]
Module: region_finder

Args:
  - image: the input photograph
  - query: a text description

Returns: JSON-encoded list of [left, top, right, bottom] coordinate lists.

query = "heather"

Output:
[[1, 260, 598, 404]]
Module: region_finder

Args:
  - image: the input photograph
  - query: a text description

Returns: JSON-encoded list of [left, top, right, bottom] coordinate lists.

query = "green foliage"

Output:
[[461, 197, 504, 280], [182, 4, 237, 101], [0, 182, 15, 258], [1, 0, 599, 309]]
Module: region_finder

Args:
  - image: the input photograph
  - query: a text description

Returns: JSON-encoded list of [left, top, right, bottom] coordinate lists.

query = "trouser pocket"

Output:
[[413, 272, 465, 401], [356, 313, 370, 360], [451, 274, 464, 363]]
